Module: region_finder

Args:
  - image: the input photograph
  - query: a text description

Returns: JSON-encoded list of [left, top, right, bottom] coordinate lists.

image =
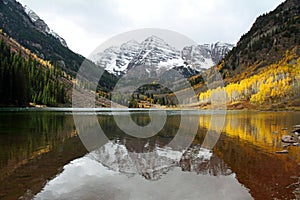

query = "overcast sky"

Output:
[[17, 0, 285, 57]]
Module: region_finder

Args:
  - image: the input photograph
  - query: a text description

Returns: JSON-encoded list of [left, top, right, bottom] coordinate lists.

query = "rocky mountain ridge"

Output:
[[23, 5, 68, 47], [91, 36, 233, 78]]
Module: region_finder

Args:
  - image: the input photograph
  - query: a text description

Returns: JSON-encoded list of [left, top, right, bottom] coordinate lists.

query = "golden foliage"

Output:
[[199, 50, 300, 105], [199, 112, 300, 159], [1, 30, 54, 69]]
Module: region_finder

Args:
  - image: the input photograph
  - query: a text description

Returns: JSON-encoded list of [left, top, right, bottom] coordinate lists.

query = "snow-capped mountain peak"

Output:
[[126, 36, 181, 75], [91, 36, 233, 78]]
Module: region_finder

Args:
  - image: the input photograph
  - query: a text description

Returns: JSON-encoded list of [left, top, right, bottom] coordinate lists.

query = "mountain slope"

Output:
[[182, 42, 234, 71], [90, 40, 142, 77], [0, 0, 117, 91], [194, 0, 300, 109], [219, 0, 300, 80], [126, 36, 183, 76], [91, 36, 185, 77], [0, 31, 69, 106], [23, 5, 68, 48], [0, 0, 82, 74], [0, 30, 114, 107]]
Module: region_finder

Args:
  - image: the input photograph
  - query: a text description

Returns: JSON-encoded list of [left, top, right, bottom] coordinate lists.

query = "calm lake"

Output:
[[0, 109, 299, 200]]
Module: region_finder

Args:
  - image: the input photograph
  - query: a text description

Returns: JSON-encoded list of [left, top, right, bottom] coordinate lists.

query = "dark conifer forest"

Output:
[[0, 38, 67, 106]]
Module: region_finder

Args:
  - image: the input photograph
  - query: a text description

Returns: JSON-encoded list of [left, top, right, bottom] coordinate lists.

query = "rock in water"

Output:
[[293, 132, 300, 136], [283, 144, 291, 148], [282, 135, 297, 143], [275, 150, 289, 154], [291, 128, 300, 133], [292, 143, 300, 147]]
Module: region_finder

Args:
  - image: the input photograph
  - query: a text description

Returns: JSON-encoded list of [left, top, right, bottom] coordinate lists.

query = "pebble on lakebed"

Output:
[[275, 149, 289, 154], [282, 135, 297, 143], [276, 125, 300, 154]]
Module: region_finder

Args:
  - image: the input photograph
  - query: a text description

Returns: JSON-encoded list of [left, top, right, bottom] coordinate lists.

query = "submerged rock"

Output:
[[283, 144, 291, 148], [291, 129, 300, 134], [282, 135, 297, 143], [294, 132, 300, 136], [275, 149, 289, 154], [293, 125, 300, 129]]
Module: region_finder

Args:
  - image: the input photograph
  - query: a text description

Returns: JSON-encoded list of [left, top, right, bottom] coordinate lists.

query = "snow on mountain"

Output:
[[116, 40, 142, 75], [23, 5, 68, 48], [35, 141, 249, 200], [182, 42, 234, 70], [210, 42, 234, 63], [90, 40, 142, 76], [90, 141, 223, 180], [91, 46, 121, 75], [126, 36, 183, 75], [91, 35, 233, 78]]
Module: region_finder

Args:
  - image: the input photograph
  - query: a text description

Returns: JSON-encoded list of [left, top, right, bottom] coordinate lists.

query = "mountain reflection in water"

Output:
[[35, 140, 252, 200], [1, 110, 299, 199]]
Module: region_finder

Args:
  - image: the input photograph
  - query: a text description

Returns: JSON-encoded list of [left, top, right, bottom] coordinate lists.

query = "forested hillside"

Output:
[[193, 0, 300, 109], [0, 0, 117, 94], [220, 0, 300, 80], [199, 49, 300, 109], [0, 32, 69, 107]]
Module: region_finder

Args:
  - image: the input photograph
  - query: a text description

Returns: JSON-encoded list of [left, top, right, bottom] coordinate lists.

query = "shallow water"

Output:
[[0, 109, 299, 199]]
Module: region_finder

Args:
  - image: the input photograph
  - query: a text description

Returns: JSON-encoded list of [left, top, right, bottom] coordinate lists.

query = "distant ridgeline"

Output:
[[0, 33, 69, 107]]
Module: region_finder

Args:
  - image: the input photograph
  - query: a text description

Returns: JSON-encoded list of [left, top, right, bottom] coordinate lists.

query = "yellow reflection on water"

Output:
[[199, 111, 300, 162]]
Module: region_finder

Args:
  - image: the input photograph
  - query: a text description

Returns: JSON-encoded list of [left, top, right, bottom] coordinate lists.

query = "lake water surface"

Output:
[[0, 109, 299, 200]]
